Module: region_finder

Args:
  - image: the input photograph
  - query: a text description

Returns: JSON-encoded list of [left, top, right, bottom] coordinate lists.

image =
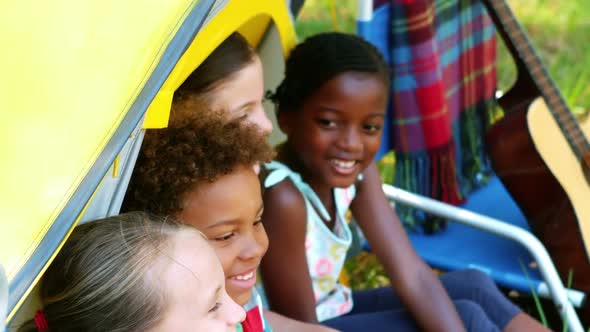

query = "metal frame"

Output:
[[384, 184, 584, 332]]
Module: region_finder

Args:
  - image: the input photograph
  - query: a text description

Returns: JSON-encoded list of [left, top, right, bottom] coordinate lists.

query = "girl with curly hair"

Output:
[[124, 109, 335, 332]]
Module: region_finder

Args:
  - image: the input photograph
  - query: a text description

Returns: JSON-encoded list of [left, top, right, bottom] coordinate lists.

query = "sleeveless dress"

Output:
[[263, 161, 356, 322]]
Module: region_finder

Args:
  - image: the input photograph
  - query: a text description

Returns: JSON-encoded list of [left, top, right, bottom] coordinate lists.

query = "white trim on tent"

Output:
[[0, 265, 7, 332], [81, 118, 146, 223]]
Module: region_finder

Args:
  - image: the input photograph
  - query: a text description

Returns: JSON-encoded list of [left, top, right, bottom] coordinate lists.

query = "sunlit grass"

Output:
[[496, 0, 590, 111], [295, 0, 357, 38]]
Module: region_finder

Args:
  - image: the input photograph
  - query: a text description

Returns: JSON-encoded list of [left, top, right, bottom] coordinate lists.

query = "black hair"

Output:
[[269, 32, 390, 114], [174, 32, 257, 102]]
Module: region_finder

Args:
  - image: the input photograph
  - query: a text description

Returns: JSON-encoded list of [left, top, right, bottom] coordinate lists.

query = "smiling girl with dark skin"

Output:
[[260, 32, 549, 332]]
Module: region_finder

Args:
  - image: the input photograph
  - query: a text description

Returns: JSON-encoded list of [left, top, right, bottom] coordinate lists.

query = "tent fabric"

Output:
[[0, 266, 6, 332], [0, 0, 296, 321], [83, 0, 300, 226], [80, 121, 146, 223], [0, 0, 203, 280], [0, 0, 214, 318]]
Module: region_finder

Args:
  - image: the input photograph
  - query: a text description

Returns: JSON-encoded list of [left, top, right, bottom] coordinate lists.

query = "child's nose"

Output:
[[239, 234, 267, 260], [223, 293, 246, 326], [338, 127, 362, 152], [253, 107, 273, 136]]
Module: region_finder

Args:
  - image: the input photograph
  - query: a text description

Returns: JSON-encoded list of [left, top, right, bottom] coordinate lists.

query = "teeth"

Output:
[[234, 272, 254, 281], [331, 159, 356, 169]]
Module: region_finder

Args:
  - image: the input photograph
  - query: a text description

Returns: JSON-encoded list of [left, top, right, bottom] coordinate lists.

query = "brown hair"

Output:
[[123, 107, 274, 216], [174, 32, 257, 105], [18, 212, 200, 332]]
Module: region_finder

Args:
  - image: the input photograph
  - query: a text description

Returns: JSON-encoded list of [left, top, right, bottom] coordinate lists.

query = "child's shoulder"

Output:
[[261, 162, 308, 230], [262, 170, 306, 211], [262, 161, 306, 201]]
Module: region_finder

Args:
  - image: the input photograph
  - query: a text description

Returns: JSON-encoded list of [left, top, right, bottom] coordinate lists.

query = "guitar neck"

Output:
[[481, 0, 590, 159]]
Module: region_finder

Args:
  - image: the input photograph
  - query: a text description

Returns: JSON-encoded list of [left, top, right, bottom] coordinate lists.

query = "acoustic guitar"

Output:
[[481, 0, 590, 320]]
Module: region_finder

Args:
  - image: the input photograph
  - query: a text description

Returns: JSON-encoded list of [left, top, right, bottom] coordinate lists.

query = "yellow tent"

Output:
[[0, 0, 296, 327]]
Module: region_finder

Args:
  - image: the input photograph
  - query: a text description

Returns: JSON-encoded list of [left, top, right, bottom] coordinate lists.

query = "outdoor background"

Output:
[[295, 0, 590, 111], [294, 0, 590, 329]]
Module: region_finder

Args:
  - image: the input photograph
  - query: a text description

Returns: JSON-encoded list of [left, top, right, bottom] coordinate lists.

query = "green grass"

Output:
[[496, 0, 590, 112], [295, 0, 357, 39], [295, 0, 590, 328]]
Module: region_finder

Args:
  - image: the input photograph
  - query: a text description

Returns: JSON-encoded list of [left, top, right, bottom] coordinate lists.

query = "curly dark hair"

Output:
[[123, 104, 274, 216]]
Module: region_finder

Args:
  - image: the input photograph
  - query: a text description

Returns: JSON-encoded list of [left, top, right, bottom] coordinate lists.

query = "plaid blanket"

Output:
[[370, 0, 498, 231]]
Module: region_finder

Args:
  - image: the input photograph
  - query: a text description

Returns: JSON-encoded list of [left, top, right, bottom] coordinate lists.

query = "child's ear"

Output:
[[277, 110, 293, 136]]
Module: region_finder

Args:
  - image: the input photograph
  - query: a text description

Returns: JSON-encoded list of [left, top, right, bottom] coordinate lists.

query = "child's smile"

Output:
[[227, 268, 257, 291], [177, 167, 268, 306], [279, 71, 388, 190], [330, 158, 359, 175]]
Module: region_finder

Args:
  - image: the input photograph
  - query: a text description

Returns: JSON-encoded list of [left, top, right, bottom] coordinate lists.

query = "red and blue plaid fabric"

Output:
[[369, 0, 497, 230]]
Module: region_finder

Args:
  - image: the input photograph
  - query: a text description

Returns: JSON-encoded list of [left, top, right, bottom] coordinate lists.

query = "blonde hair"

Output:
[[19, 212, 201, 332]]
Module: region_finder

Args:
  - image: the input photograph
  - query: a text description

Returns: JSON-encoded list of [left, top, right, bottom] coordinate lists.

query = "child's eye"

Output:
[[215, 232, 235, 241], [209, 302, 221, 313], [317, 118, 337, 128], [363, 123, 382, 133], [254, 218, 263, 226]]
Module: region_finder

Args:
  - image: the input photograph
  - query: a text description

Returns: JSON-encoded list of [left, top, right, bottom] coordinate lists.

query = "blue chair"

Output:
[[356, 1, 584, 329], [409, 176, 551, 298]]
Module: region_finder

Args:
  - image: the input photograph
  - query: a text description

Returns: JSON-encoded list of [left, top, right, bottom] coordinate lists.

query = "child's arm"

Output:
[[264, 310, 339, 332], [351, 162, 466, 332], [260, 179, 320, 323]]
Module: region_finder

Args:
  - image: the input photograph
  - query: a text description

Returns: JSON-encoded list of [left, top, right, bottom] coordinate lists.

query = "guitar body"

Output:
[[486, 99, 590, 321], [529, 99, 590, 259], [479, 0, 590, 323]]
